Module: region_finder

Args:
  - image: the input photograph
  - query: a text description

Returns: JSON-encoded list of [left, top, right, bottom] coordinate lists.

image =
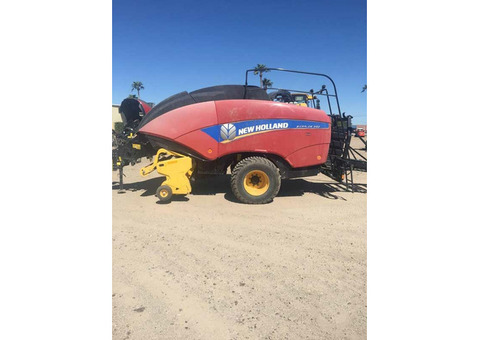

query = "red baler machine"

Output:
[[112, 68, 366, 204]]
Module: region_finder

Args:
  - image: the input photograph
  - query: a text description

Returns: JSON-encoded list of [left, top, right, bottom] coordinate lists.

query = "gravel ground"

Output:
[[112, 137, 367, 340]]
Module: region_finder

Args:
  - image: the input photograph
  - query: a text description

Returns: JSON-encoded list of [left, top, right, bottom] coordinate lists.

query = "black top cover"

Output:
[[119, 98, 147, 128], [136, 85, 270, 131]]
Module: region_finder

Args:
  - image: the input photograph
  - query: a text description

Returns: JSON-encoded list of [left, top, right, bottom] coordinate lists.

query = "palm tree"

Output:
[[131, 81, 144, 98], [253, 64, 269, 87], [361, 84, 367, 93], [262, 78, 273, 90]]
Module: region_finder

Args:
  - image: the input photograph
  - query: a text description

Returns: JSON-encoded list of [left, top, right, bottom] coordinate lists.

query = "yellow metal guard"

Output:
[[140, 148, 194, 195]]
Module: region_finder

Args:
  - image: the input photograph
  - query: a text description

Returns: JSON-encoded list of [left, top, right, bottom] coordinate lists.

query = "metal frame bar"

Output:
[[244, 68, 342, 115], [265, 87, 336, 97], [358, 136, 367, 151], [349, 147, 367, 161]]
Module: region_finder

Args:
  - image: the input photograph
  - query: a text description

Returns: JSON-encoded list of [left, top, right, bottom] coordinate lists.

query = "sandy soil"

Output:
[[112, 137, 367, 340]]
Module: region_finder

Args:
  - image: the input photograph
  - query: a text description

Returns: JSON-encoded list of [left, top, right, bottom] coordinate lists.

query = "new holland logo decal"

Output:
[[201, 119, 329, 143], [220, 123, 237, 141]]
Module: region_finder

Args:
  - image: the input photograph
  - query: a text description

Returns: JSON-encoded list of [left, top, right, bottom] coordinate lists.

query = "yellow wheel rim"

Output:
[[160, 189, 169, 198], [243, 170, 270, 196]]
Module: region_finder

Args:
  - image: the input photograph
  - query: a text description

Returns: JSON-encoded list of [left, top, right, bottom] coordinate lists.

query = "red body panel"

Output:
[[139, 101, 217, 140], [139, 99, 331, 168], [176, 129, 219, 160], [215, 100, 326, 123]]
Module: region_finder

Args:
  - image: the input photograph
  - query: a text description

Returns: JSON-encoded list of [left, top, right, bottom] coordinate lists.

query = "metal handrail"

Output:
[[244, 67, 342, 115]]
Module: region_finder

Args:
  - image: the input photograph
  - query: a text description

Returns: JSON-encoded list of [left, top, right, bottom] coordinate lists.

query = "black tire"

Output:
[[156, 185, 173, 203], [231, 157, 281, 204]]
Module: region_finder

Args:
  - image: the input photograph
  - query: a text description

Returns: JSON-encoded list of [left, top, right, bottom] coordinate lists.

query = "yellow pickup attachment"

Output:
[[140, 148, 194, 201]]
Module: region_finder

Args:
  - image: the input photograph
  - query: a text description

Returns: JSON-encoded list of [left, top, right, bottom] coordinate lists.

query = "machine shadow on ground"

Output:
[[112, 178, 162, 196], [113, 174, 366, 203]]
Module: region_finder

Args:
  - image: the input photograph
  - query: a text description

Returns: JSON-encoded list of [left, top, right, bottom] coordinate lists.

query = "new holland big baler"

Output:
[[112, 68, 366, 204]]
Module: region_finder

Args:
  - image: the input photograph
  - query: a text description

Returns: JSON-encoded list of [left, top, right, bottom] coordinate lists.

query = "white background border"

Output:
[[1, 0, 479, 338]]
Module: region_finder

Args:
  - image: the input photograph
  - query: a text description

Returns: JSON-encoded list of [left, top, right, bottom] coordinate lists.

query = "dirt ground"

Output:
[[112, 137, 367, 340]]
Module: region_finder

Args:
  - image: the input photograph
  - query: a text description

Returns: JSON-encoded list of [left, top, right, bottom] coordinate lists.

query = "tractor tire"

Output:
[[156, 185, 173, 203], [231, 156, 281, 204]]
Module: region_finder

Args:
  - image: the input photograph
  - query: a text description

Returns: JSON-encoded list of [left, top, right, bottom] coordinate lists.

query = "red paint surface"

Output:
[[139, 101, 217, 140], [139, 99, 331, 168]]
